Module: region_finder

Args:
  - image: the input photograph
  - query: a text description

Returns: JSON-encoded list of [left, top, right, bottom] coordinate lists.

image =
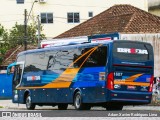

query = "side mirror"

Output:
[[7, 66, 15, 75], [7, 70, 10, 75], [7, 62, 16, 75]]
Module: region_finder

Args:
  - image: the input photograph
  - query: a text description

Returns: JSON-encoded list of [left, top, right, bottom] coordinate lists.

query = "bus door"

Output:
[[110, 41, 154, 98], [7, 62, 24, 103]]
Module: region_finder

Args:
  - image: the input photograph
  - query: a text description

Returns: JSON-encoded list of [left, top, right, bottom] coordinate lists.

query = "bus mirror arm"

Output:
[[7, 67, 11, 75], [7, 66, 15, 75], [7, 62, 16, 75]]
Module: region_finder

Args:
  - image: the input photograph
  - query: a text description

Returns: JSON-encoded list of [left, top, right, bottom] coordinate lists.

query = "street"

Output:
[[0, 100, 160, 118]]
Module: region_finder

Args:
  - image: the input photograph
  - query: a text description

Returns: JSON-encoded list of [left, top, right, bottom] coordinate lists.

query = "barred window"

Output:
[[67, 12, 80, 23], [16, 0, 24, 4], [41, 13, 53, 24]]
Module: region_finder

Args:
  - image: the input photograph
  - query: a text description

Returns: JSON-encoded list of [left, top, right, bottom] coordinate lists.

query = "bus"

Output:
[[7, 40, 154, 110]]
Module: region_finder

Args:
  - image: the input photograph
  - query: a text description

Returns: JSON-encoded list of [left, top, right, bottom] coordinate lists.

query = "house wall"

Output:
[[0, 0, 148, 38], [149, 9, 160, 17], [148, 0, 160, 16], [120, 33, 160, 77]]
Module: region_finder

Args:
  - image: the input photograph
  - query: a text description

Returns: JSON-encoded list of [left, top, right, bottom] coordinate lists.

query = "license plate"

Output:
[[127, 86, 136, 90]]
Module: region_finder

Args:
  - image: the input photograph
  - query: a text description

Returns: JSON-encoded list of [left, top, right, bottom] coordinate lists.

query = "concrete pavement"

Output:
[[0, 100, 160, 111]]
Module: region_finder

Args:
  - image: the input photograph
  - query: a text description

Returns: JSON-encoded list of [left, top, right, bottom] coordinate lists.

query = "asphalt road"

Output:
[[0, 100, 160, 118]]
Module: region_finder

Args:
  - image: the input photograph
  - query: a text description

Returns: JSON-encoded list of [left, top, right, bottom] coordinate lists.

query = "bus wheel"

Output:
[[106, 104, 123, 111], [58, 104, 68, 110], [74, 92, 91, 110], [26, 95, 35, 110]]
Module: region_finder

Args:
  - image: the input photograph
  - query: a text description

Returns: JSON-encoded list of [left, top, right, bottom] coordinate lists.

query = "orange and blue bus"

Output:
[[7, 40, 154, 110]]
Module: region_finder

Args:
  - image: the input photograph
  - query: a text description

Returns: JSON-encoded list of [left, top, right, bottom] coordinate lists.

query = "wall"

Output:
[[0, 0, 148, 38], [148, 0, 160, 16], [120, 33, 160, 77], [0, 74, 13, 99], [149, 9, 160, 17]]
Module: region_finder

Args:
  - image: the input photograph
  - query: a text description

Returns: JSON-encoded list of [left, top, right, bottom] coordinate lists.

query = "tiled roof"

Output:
[[1, 45, 37, 66], [55, 4, 160, 38]]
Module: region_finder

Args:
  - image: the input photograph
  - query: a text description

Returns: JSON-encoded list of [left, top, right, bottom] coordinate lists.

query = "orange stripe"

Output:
[[68, 46, 97, 67], [48, 45, 102, 86], [17, 82, 72, 89], [114, 81, 150, 86], [17, 45, 103, 90], [125, 74, 143, 82], [80, 46, 100, 68]]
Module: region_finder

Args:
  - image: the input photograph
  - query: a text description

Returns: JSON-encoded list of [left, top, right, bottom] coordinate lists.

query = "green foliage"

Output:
[[0, 24, 9, 64], [0, 47, 8, 65], [0, 106, 3, 108], [0, 24, 9, 44], [0, 24, 3, 37], [0, 22, 46, 65], [9, 22, 46, 47]]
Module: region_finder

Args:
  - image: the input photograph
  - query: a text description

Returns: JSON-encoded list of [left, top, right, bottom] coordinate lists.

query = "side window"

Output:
[[24, 52, 49, 85], [17, 55, 25, 62], [13, 64, 23, 88], [47, 55, 56, 70], [46, 49, 81, 71], [83, 46, 107, 67], [73, 46, 107, 67], [24, 52, 48, 72]]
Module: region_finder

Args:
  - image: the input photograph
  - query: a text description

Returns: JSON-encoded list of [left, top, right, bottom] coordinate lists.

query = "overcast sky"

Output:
[[148, 0, 160, 7]]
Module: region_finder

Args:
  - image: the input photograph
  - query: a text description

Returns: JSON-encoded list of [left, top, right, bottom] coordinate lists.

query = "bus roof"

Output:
[[17, 40, 152, 57], [18, 40, 113, 57]]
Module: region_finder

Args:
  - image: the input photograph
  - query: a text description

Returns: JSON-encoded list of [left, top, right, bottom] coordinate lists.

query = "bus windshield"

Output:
[[113, 41, 153, 62]]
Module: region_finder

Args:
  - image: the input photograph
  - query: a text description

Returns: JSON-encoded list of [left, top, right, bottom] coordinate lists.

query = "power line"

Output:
[[0, 15, 89, 23], [27, 0, 38, 22], [46, 3, 107, 8], [0, 14, 23, 16], [0, 19, 24, 23], [6, 0, 107, 9]]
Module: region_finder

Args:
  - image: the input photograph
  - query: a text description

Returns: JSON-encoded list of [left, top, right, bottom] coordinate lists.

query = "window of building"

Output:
[[67, 12, 80, 23], [41, 13, 53, 24], [16, 0, 24, 4], [88, 12, 93, 17]]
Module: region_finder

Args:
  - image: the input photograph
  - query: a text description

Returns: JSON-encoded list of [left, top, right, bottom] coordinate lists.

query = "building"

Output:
[[2, 4, 160, 77], [0, 0, 148, 38], [55, 4, 160, 38], [55, 4, 160, 77], [148, 0, 160, 16]]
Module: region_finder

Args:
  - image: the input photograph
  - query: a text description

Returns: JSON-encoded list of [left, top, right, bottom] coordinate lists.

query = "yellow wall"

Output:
[[149, 9, 160, 17], [0, 0, 148, 38]]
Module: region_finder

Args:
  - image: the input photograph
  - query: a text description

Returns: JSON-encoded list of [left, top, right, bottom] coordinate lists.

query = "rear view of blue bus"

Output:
[[107, 40, 154, 106]]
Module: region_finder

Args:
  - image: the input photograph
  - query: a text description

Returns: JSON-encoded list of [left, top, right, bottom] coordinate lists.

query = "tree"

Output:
[[0, 22, 46, 65], [9, 22, 45, 47], [0, 24, 9, 45], [0, 24, 9, 64]]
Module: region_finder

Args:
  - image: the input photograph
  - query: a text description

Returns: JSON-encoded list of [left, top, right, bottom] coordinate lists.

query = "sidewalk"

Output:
[[0, 100, 160, 111], [0, 100, 26, 109], [0, 100, 55, 110]]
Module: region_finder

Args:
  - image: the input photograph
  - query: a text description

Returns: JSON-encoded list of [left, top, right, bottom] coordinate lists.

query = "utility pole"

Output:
[[24, 9, 27, 50], [23, 1, 38, 50], [37, 15, 41, 48]]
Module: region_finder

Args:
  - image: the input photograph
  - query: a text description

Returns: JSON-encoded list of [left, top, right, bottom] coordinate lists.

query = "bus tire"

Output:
[[25, 95, 35, 110], [74, 92, 91, 110], [106, 104, 123, 111], [58, 104, 68, 110]]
